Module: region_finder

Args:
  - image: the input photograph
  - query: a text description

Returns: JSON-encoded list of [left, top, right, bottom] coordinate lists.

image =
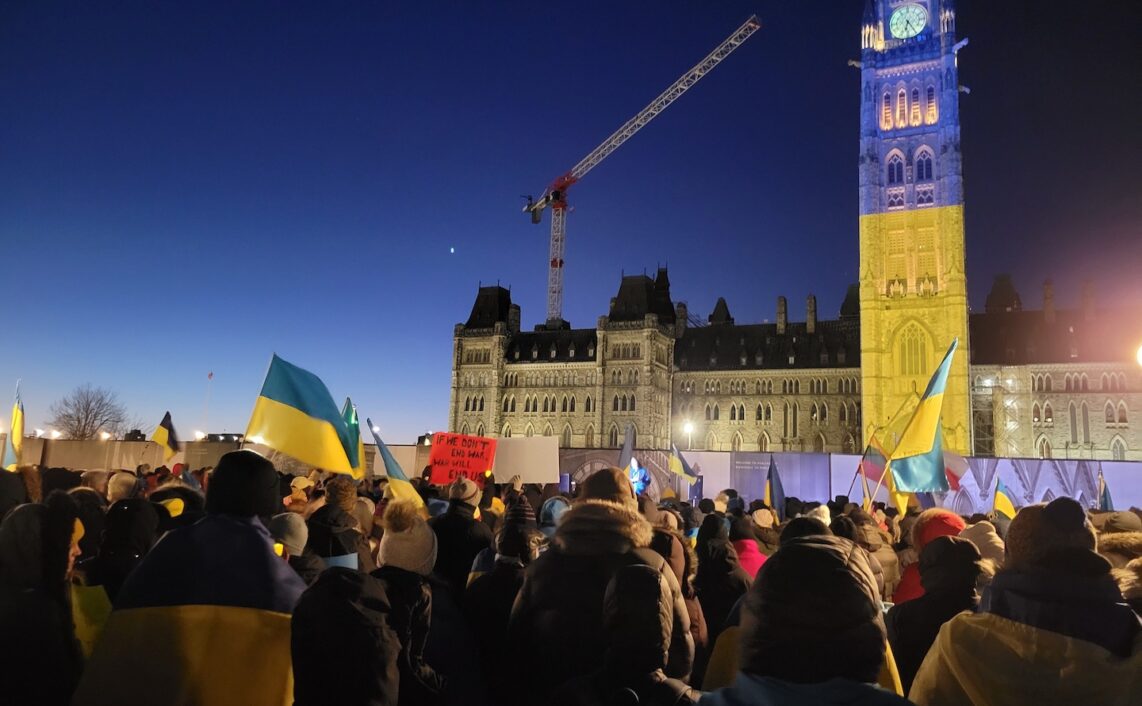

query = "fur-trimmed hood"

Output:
[[555, 499, 654, 555], [1099, 531, 1142, 568]]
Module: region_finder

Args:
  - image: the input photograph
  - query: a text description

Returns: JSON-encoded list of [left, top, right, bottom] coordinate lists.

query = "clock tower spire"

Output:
[[857, 0, 972, 453]]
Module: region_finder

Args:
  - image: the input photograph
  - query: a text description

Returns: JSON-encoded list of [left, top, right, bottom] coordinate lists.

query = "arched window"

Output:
[[731, 433, 742, 452], [1101, 373, 1110, 391], [613, 395, 620, 412], [479, 396, 485, 411], [713, 404, 720, 421], [910, 88, 921, 126], [793, 380, 800, 394], [543, 397, 550, 413], [1037, 436, 1052, 459], [896, 88, 907, 127], [1069, 403, 1078, 444], [810, 403, 819, 422], [765, 404, 772, 422], [1043, 403, 1053, 424], [793, 403, 800, 438], [502, 397, 510, 413], [898, 323, 929, 376], [1033, 403, 1041, 423], [561, 425, 572, 448], [1119, 402, 1128, 425], [843, 434, 856, 454], [882, 92, 892, 129], [585, 425, 595, 448], [585, 396, 593, 413], [1081, 374, 1089, 391], [1065, 374, 1074, 392], [569, 397, 576, 413], [925, 85, 937, 123], [475, 423, 484, 437], [502, 423, 511, 438], [1106, 402, 1116, 425], [887, 153, 904, 185], [608, 425, 619, 448], [629, 395, 636, 411], [783, 403, 791, 438], [1082, 403, 1090, 443], [1044, 374, 1053, 391], [758, 432, 770, 452], [730, 405, 737, 421], [705, 431, 718, 451], [813, 433, 826, 453], [756, 404, 764, 421], [460, 423, 469, 435], [464, 396, 471, 412], [561, 396, 567, 413], [1112, 438, 1126, 461], [820, 403, 828, 423], [705, 404, 712, 421], [525, 424, 534, 438], [840, 404, 848, 423], [738, 404, 745, 420], [915, 149, 933, 181]]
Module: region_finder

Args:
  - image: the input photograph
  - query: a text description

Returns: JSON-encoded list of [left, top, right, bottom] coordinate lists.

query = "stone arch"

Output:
[[758, 431, 770, 452], [705, 430, 718, 451], [731, 432, 743, 452], [561, 424, 572, 448], [501, 423, 512, 438]]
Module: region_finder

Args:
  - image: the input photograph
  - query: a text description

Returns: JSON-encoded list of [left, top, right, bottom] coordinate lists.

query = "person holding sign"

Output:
[[429, 477, 494, 600]]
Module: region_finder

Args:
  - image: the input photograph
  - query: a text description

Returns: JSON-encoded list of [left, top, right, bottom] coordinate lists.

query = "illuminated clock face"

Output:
[[889, 4, 928, 39]]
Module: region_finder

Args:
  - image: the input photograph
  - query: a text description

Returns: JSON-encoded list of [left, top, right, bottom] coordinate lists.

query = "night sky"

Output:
[[2, 1, 1139, 442]]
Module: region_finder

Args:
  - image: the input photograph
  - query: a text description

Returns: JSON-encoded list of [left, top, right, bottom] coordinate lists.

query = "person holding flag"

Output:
[[763, 456, 785, 522], [367, 418, 427, 514], [151, 411, 180, 463], [993, 478, 1017, 521]]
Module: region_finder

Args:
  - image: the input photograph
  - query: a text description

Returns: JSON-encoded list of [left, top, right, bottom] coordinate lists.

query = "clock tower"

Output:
[[858, 0, 972, 453]]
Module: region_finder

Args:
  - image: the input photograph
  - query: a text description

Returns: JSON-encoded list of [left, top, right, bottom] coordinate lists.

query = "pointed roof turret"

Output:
[[708, 297, 734, 325]]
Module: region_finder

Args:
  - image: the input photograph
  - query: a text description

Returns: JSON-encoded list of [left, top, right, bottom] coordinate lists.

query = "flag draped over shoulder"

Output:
[[669, 445, 698, 485], [763, 456, 786, 521], [2, 385, 24, 471], [152, 411, 181, 462], [340, 398, 367, 479], [245, 354, 358, 476], [367, 417, 426, 512], [888, 338, 958, 494], [993, 478, 1017, 520]]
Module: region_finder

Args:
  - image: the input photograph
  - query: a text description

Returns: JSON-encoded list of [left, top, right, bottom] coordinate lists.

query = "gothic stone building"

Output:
[[449, 0, 1140, 461]]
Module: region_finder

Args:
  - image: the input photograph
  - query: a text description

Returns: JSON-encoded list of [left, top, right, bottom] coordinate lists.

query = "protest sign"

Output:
[[428, 432, 497, 486], [491, 436, 560, 485]]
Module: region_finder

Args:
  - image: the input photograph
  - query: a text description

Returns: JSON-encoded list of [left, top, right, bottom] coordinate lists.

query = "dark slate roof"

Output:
[[969, 307, 1142, 365], [675, 319, 861, 371], [709, 298, 733, 325], [840, 284, 860, 319], [464, 286, 512, 329], [507, 329, 598, 364], [984, 275, 1023, 313], [609, 269, 676, 324]]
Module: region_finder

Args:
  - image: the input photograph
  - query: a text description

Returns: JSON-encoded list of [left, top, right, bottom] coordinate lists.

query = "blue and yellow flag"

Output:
[[2, 385, 24, 471], [763, 456, 786, 521], [993, 478, 1017, 520], [669, 444, 698, 485], [888, 338, 958, 494], [367, 417, 426, 513], [1098, 469, 1114, 512], [245, 354, 358, 476], [151, 411, 180, 462], [340, 398, 367, 479]]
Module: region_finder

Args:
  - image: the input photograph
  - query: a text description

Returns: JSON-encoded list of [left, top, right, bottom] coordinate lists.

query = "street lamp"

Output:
[[99, 431, 111, 441], [1136, 344, 1142, 368], [49, 430, 61, 439], [683, 421, 694, 450]]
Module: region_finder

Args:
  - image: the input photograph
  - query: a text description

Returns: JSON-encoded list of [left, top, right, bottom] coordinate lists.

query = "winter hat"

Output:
[[714, 492, 731, 513], [726, 496, 747, 516], [697, 498, 716, 514], [780, 517, 832, 546], [503, 496, 538, 531], [353, 497, 376, 536], [752, 508, 775, 529], [637, 495, 661, 525], [1103, 511, 1142, 534], [448, 477, 480, 505], [829, 515, 858, 542], [325, 475, 358, 513], [959, 521, 1006, 568], [918, 535, 982, 595], [538, 496, 571, 536], [205, 450, 280, 520], [379, 500, 437, 576], [806, 504, 831, 525], [741, 535, 885, 684], [911, 508, 966, 552], [107, 472, 139, 503], [496, 523, 539, 561], [579, 467, 636, 509], [269, 512, 309, 556], [659, 509, 680, 531], [1005, 497, 1098, 571], [728, 515, 756, 542]]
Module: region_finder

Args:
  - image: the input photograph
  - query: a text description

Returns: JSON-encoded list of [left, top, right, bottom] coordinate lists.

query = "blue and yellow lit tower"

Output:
[[858, 0, 972, 453]]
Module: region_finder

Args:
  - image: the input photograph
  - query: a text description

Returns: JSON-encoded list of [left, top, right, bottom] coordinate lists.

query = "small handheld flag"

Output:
[[993, 478, 1016, 520], [1098, 468, 1114, 512], [367, 417, 426, 512], [340, 398, 367, 479], [763, 456, 786, 521], [669, 444, 699, 485], [245, 354, 358, 476], [152, 411, 181, 462], [2, 384, 24, 472]]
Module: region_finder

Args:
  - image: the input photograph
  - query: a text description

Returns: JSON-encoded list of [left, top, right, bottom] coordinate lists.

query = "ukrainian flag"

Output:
[[669, 444, 698, 485], [2, 385, 23, 471], [1098, 469, 1114, 512], [887, 338, 958, 494], [151, 411, 180, 462], [993, 478, 1016, 520], [245, 355, 358, 477], [763, 456, 786, 521], [340, 398, 367, 479], [367, 417, 426, 513]]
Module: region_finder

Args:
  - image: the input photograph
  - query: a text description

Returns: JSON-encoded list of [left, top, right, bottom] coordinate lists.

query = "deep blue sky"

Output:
[[2, 1, 1139, 442]]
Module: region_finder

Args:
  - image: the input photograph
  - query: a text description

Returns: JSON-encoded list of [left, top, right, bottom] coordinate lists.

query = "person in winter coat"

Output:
[[508, 467, 694, 703], [886, 536, 984, 693], [306, 474, 376, 572], [750, 508, 781, 556], [269, 512, 326, 585], [849, 508, 901, 599], [831, 514, 886, 599], [648, 511, 709, 669], [729, 515, 766, 578], [892, 507, 965, 604], [73, 450, 306, 706], [909, 498, 1142, 706], [538, 495, 571, 539], [693, 515, 752, 688], [293, 500, 445, 706], [959, 520, 1005, 570], [76, 498, 160, 601], [700, 535, 911, 706], [0, 491, 84, 706], [554, 565, 700, 706], [67, 486, 107, 561], [429, 477, 494, 598], [464, 497, 542, 697]]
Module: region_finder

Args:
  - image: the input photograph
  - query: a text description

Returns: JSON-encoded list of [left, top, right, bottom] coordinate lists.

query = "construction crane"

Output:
[[524, 15, 762, 329]]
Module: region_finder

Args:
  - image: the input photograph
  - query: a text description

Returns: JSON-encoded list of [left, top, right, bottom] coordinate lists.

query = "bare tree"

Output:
[[48, 384, 128, 440]]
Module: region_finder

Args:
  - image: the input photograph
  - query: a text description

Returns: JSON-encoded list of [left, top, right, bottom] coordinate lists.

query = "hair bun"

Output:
[[383, 500, 420, 533]]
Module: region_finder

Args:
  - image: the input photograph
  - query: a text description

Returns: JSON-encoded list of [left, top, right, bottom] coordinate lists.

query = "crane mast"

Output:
[[525, 15, 761, 328]]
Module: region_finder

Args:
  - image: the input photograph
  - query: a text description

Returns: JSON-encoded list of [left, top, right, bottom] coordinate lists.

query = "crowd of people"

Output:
[[0, 451, 1139, 705]]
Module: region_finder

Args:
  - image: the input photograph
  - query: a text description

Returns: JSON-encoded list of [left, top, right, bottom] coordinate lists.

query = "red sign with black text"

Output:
[[428, 432, 497, 487]]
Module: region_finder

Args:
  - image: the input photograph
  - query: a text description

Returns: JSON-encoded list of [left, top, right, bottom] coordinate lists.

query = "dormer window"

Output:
[[513, 347, 520, 360], [587, 343, 595, 357], [549, 344, 557, 359], [569, 344, 576, 358], [531, 345, 538, 360]]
